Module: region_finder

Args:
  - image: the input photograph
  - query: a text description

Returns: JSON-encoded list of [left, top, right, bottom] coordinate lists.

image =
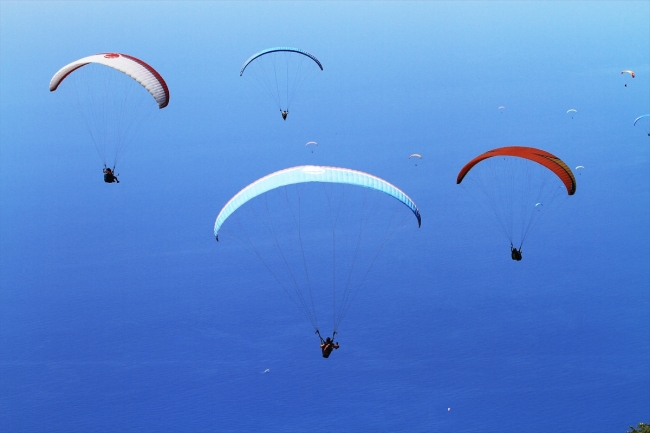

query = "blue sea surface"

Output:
[[1, 2, 648, 432]]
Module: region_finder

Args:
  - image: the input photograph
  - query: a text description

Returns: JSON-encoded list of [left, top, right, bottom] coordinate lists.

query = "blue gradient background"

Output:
[[1, 2, 648, 432]]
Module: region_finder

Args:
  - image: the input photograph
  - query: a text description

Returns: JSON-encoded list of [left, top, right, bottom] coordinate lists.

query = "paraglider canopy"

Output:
[[50, 53, 170, 108], [214, 165, 421, 240], [633, 114, 649, 126], [634, 114, 650, 136], [240, 47, 323, 76], [567, 109, 577, 113], [409, 154, 422, 159], [621, 70, 635, 78], [305, 141, 318, 146], [457, 146, 576, 195]]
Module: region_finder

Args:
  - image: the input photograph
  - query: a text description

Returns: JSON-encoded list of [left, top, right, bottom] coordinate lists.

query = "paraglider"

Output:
[[409, 154, 422, 166], [240, 47, 323, 120], [306, 141, 318, 153], [567, 108, 577, 119], [457, 146, 576, 259], [50, 53, 169, 180], [575, 166, 585, 175], [214, 165, 421, 355], [621, 70, 635, 86]]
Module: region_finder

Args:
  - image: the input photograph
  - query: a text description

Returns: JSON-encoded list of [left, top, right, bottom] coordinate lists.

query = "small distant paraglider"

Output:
[[306, 141, 318, 152], [262, 369, 270, 373], [621, 70, 635, 87], [633, 114, 650, 136], [240, 47, 323, 120], [409, 153, 422, 166], [498, 106, 505, 113], [567, 108, 577, 119], [575, 165, 584, 175]]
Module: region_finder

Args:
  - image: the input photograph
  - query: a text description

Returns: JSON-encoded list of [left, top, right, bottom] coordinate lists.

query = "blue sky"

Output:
[[1, 2, 649, 432]]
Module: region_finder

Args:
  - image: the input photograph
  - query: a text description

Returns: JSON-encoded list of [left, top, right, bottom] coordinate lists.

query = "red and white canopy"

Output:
[[49, 53, 169, 108]]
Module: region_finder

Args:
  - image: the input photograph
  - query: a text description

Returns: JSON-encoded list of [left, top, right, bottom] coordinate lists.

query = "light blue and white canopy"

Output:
[[239, 47, 323, 76], [214, 165, 421, 240], [633, 114, 649, 126]]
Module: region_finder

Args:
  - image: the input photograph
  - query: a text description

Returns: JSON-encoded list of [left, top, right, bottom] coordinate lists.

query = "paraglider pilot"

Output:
[[103, 166, 119, 183], [316, 330, 339, 358], [510, 244, 522, 261], [281, 109, 289, 120]]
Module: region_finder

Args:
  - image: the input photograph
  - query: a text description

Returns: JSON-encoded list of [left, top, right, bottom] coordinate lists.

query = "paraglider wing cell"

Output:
[[456, 146, 576, 195], [50, 53, 170, 108], [214, 166, 421, 239]]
